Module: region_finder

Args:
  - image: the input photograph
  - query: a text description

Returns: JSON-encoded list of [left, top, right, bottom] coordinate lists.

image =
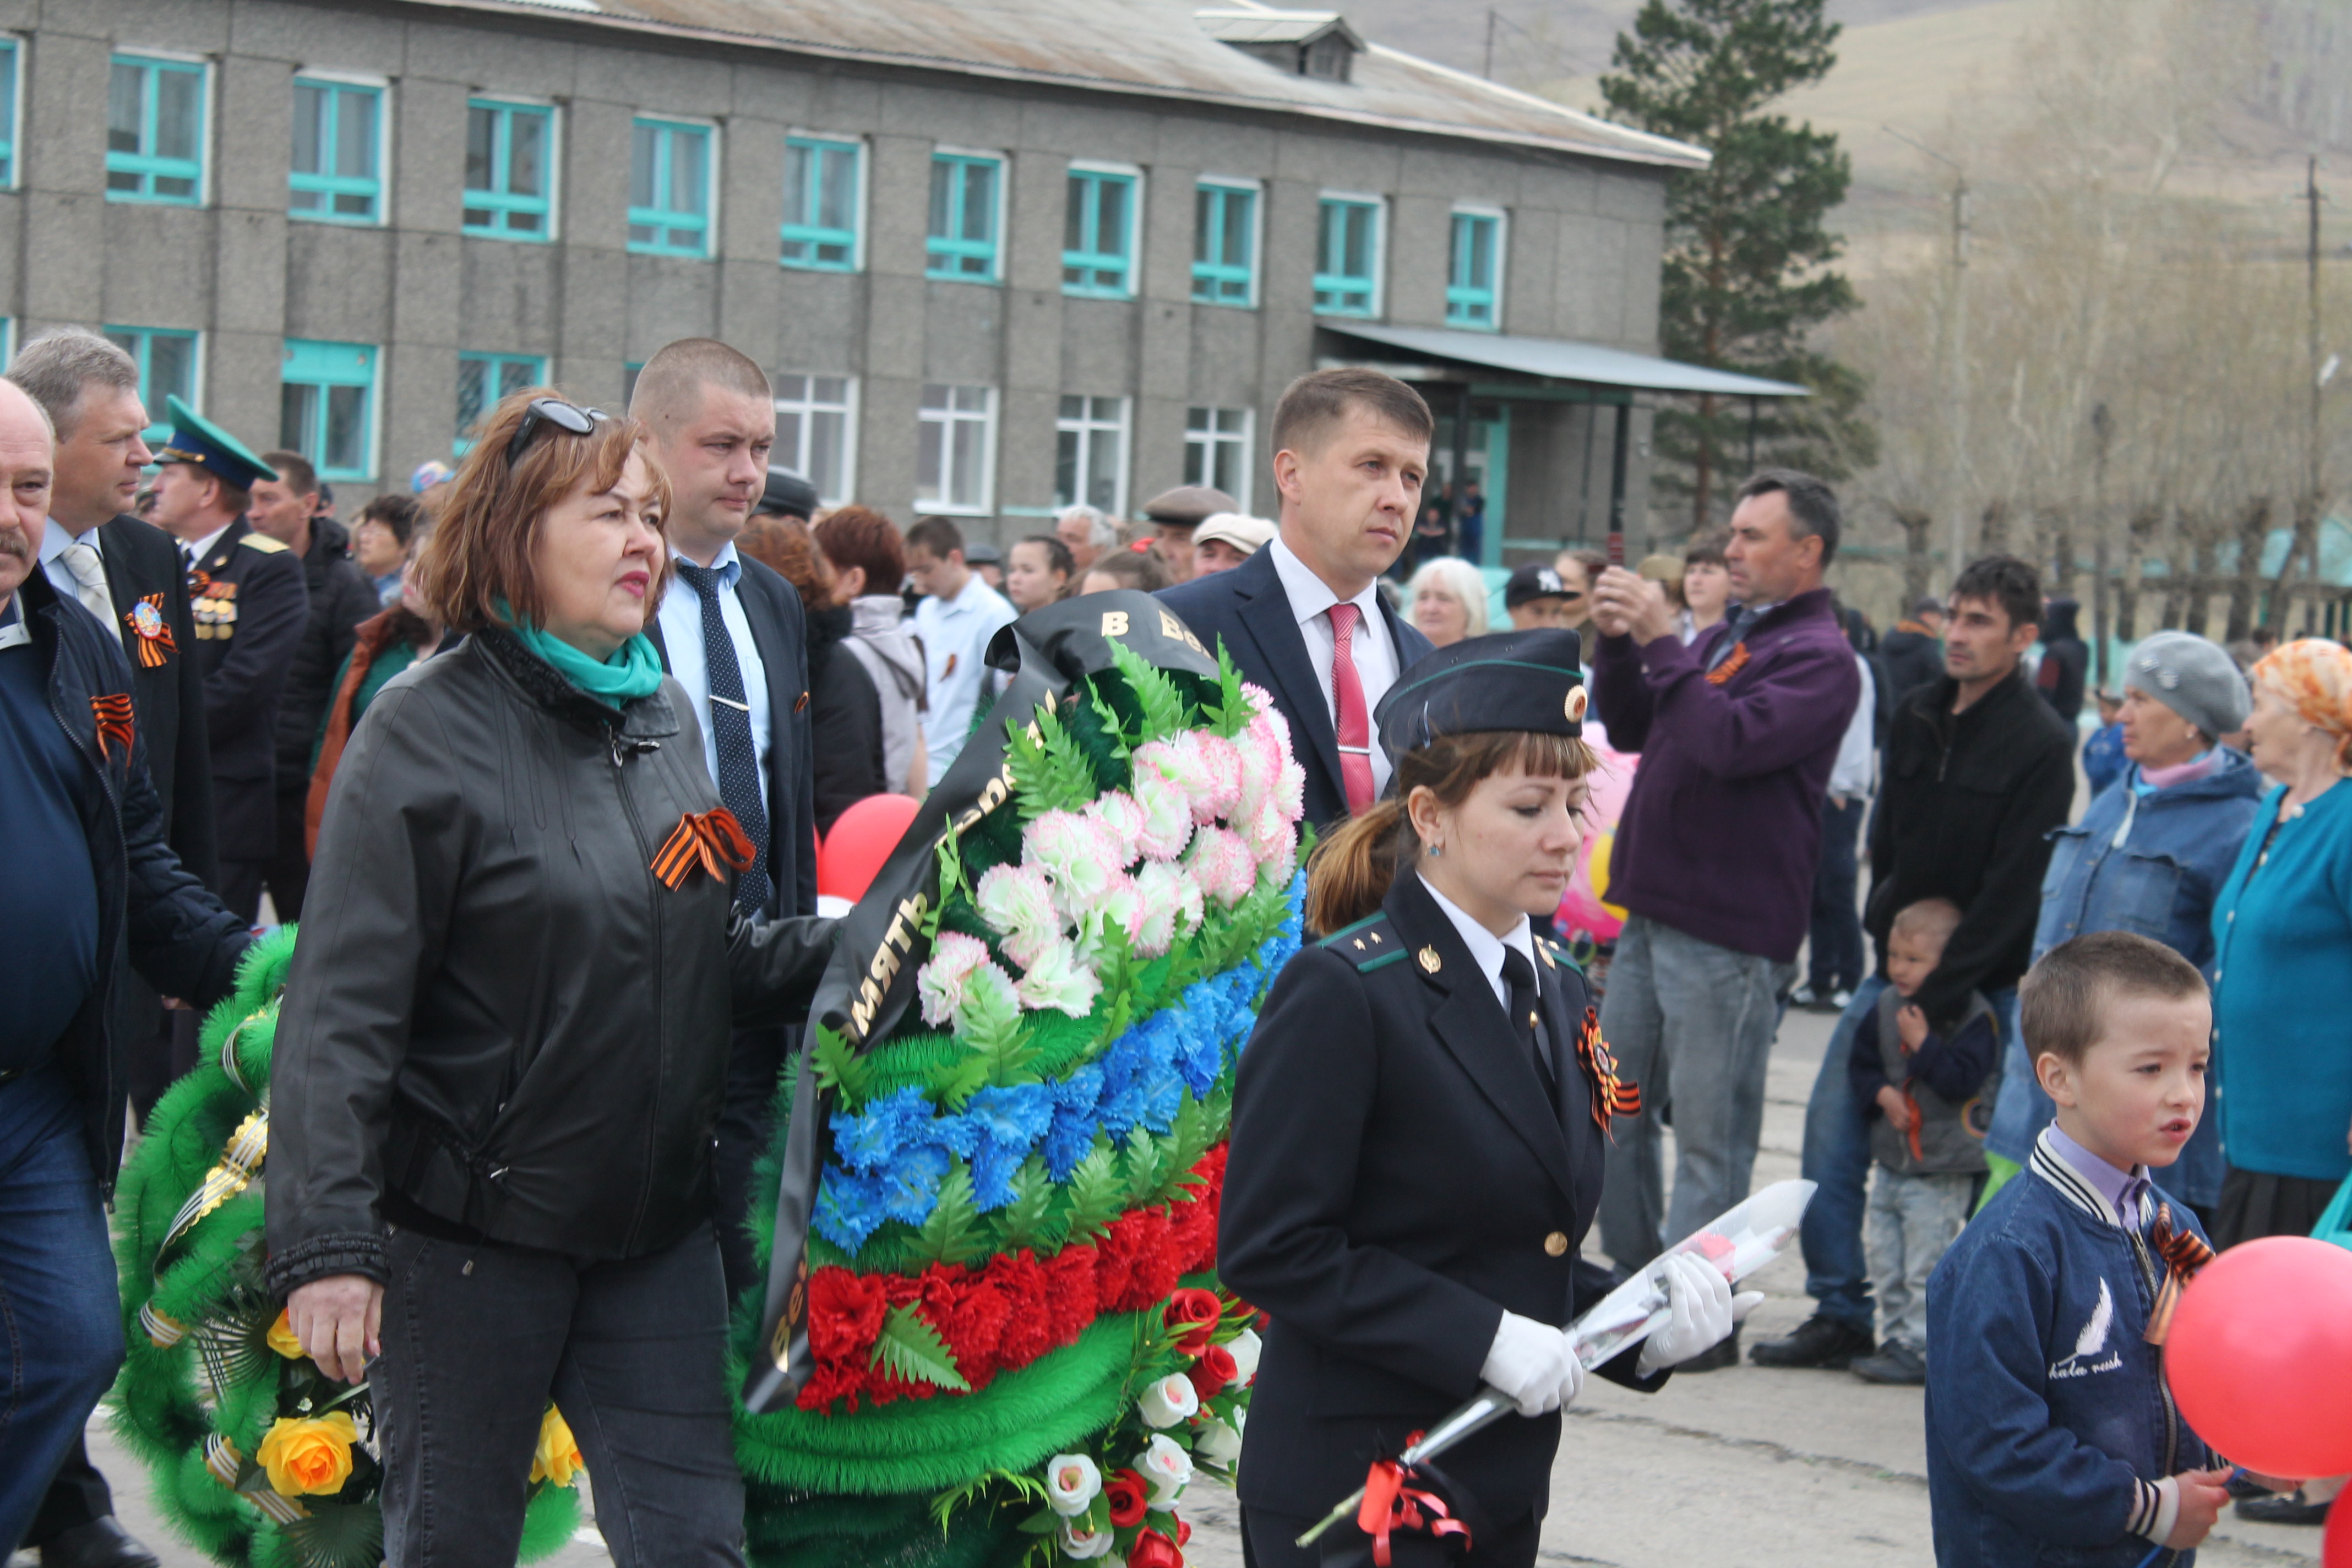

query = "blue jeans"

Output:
[[0, 1063, 124, 1555], [1799, 981, 2017, 1332]]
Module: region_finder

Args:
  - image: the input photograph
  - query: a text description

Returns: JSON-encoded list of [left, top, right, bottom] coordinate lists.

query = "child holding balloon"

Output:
[[1924, 932, 2234, 1566]]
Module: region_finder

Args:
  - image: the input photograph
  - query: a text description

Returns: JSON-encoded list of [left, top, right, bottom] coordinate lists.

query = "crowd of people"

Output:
[[4, 324, 2351, 1568]]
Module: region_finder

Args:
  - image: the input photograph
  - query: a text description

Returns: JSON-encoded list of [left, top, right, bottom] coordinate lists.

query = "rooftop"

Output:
[[418, 0, 1711, 167]]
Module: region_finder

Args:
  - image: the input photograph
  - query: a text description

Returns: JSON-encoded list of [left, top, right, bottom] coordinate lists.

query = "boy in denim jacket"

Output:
[[1926, 932, 2230, 1566]]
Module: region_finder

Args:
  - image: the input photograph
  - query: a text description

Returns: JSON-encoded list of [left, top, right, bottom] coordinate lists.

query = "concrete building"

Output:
[[10, 0, 1798, 558]]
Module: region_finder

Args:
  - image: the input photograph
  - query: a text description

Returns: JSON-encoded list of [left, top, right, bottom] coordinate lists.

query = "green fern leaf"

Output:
[[1006, 702, 1099, 819], [992, 1155, 1064, 1253], [1087, 680, 1137, 763], [810, 1023, 874, 1104], [1060, 1140, 1125, 1243], [1205, 641, 1254, 738], [1109, 639, 1190, 744], [911, 1159, 986, 1267], [931, 1051, 993, 1110], [870, 1300, 972, 1391]]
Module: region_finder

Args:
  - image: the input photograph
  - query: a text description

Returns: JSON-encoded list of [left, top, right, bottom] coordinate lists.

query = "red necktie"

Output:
[[1328, 602, 1376, 815]]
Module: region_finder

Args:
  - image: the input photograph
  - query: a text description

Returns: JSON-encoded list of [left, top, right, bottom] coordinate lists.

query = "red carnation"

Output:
[[1164, 1288, 1223, 1354], [1186, 1342, 1239, 1401], [1130, 1527, 1184, 1568], [1104, 1468, 1150, 1528]]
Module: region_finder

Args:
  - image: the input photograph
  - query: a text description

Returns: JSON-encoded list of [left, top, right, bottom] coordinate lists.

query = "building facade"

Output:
[[11, 0, 1709, 554]]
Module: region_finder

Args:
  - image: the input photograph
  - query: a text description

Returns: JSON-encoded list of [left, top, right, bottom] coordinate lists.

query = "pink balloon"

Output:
[[1558, 734, 1637, 943], [2164, 1237, 2352, 1480], [818, 794, 922, 903]]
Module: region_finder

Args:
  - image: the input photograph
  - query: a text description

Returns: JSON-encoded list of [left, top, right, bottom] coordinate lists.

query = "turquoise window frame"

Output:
[[102, 326, 201, 444], [628, 118, 712, 259], [288, 79, 384, 224], [455, 352, 546, 455], [781, 137, 860, 271], [0, 41, 20, 188], [279, 339, 378, 481], [464, 99, 555, 241], [1061, 167, 1136, 298], [1314, 197, 1381, 318], [106, 55, 207, 205], [1447, 211, 1501, 330], [1191, 181, 1255, 307], [926, 152, 1001, 282]]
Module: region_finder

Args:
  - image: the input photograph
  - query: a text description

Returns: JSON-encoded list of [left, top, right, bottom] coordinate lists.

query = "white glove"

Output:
[[1636, 1253, 1763, 1374], [1480, 1310, 1583, 1418]]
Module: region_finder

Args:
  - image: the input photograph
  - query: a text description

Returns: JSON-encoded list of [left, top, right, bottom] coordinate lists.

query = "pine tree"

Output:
[[1599, 0, 1877, 533]]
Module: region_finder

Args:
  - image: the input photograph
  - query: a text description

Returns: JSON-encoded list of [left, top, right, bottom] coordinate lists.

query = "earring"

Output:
[[1428, 843, 1444, 858]]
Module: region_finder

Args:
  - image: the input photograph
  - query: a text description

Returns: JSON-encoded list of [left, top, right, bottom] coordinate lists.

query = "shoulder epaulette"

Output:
[[1537, 936, 1585, 978], [1319, 912, 1407, 972], [239, 533, 289, 554]]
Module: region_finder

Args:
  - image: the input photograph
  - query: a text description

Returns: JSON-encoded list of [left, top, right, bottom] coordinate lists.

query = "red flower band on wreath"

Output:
[[651, 808, 757, 890], [91, 694, 137, 761]]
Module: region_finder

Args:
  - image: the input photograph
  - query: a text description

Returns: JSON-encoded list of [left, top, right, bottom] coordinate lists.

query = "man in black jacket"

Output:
[[2035, 595, 2089, 726], [1877, 596, 1946, 705], [1755, 556, 2076, 1374], [0, 379, 251, 1559]]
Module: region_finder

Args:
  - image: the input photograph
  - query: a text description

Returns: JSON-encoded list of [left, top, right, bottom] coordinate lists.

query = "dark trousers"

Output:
[[1244, 1506, 1538, 1568], [219, 858, 268, 925], [714, 1025, 792, 1305], [374, 1221, 747, 1568], [263, 786, 312, 924], [1806, 795, 1867, 994], [24, 1438, 115, 1548]]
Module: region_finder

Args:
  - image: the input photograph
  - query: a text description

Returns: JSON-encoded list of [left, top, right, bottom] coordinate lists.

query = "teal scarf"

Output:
[[499, 599, 665, 709]]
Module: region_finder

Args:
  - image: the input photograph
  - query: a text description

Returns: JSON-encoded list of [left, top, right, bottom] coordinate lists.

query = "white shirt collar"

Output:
[[1267, 533, 1383, 633], [40, 518, 88, 565], [0, 596, 26, 649], [1417, 872, 1535, 1009], [186, 522, 235, 563]]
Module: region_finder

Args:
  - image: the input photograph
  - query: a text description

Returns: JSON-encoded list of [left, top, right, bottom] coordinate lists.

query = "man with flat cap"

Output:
[[149, 395, 307, 925], [1140, 482, 1237, 585]]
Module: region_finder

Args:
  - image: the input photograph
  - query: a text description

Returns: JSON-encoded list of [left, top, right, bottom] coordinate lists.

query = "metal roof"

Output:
[[1194, 9, 1362, 48], [416, 0, 1711, 168], [1322, 322, 1814, 398]]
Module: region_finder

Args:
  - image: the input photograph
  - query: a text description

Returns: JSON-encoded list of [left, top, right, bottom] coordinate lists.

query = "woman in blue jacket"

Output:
[[1989, 633, 2260, 1218]]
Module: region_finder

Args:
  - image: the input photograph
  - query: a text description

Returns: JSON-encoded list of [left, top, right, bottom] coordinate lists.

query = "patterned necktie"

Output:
[[1501, 947, 1556, 1095], [671, 561, 772, 916], [1706, 603, 1758, 672], [1327, 601, 1375, 815], [59, 536, 113, 625]]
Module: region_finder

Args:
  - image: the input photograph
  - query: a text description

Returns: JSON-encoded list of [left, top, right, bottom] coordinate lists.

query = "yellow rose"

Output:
[[266, 1308, 306, 1360], [255, 1412, 357, 1497], [530, 1406, 585, 1488]]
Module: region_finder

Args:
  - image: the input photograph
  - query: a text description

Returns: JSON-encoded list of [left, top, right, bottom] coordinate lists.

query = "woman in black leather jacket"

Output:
[[265, 394, 836, 1568]]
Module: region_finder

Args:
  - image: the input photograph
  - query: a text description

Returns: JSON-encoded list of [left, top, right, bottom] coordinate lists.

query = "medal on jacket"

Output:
[[125, 594, 177, 667], [1574, 1006, 1641, 1138], [91, 693, 137, 761], [651, 808, 758, 889]]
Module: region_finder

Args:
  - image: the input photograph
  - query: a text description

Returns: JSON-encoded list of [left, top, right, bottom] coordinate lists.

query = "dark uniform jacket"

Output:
[[186, 518, 308, 861], [97, 511, 217, 885], [271, 514, 382, 793], [1219, 872, 1658, 1532]]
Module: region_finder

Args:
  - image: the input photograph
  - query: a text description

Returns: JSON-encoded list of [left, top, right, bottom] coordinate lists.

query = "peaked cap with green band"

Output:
[[154, 394, 279, 491], [1374, 627, 1588, 759]]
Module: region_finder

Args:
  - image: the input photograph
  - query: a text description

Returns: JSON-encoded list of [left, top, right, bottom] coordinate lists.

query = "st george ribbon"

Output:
[[743, 590, 1222, 1413]]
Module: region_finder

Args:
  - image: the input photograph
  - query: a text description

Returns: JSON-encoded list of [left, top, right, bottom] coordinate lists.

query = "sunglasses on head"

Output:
[[506, 398, 609, 467]]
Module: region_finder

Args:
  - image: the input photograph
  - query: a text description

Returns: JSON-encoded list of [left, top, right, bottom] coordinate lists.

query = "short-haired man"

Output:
[[1586, 470, 1861, 1366], [1755, 554, 2076, 1372], [1056, 503, 1118, 574], [629, 338, 820, 1300], [149, 398, 308, 924], [250, 448, 378, 924], [906, 515, 1017, 786], [1878, 594, 1947, 702], [1139, 483, 1238, 585], [0, 377, 252, 1561], [1504, 563, 1576, 630], [1158, 368, 1435, 833]]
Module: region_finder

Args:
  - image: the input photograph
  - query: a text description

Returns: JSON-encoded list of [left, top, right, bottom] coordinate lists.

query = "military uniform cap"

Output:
[[1141, 484, 1237, 529], [1374, 628, 1587, 760], [154, 395, 279, 492]]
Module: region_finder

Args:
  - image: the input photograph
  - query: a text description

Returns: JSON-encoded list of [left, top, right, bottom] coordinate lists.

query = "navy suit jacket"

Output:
[[1158, 546, 1431, 836], [99, 511, 217, 888], [646, 554, 818, 920]]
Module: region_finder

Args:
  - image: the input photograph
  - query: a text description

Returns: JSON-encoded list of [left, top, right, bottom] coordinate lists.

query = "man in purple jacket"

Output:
[[1587, 470, 1860, 1367]]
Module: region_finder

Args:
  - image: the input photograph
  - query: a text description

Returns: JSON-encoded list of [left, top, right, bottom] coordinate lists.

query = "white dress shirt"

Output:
[[1828, 651, 1877, 801], [183, 522, 234, 567], [1265, 534, 1401, 797], [40, 519, 114, 626], [655, 542, 774, 809], [1418, 872, 1537, 1017], [913, 571, 1018, 786]]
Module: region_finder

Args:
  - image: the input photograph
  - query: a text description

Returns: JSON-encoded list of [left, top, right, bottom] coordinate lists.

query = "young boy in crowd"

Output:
[[1845, 899, 2000, 1386], [1925, 932, 2231, 1566]]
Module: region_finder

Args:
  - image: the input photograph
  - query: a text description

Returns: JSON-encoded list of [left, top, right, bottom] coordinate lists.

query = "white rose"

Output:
[[1136, 1371, 1201, 1429], [1043, 1453, 1103, 1517], [1133, 1432, 1194, 1507], [1058, 1518, 1118, 1560], [1226, 1326, 1262, 1382], [1194, 1417, 1243, 1467]]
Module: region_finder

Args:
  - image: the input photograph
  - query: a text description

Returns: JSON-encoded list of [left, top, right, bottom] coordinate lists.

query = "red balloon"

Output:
[[2326, 1491, 2352, 1568], [2164, 1237, 2352, 1480], [816, 794, 922, 903]]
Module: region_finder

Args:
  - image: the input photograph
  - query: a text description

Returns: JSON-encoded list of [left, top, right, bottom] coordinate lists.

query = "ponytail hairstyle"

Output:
[[1304, 728, 1598, 935]]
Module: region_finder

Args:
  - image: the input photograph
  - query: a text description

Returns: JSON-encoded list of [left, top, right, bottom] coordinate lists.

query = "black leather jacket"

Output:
[[265, 628, 836, 1296]]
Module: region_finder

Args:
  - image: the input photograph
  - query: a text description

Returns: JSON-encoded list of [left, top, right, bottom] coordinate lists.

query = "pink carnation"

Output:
[[1016, 937, 1102, 1018], [1086, 792, 1146, 867], [1077, 873, 1146, 962], [976, 863, 1060, 969], [1025, 809, 1117, 913], [1133, 861, 1205, 956], [1275, 758, 1306, 823], [1240, 681, 1277, 718], [1190, 732, 1245, 823], [1186, 825, 1258, 907], [917, 932, 1004, 1028], [1131, 770, 1195, 862]]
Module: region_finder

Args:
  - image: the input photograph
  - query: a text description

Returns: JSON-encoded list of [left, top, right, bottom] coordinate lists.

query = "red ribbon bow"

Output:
[[1356, 1437, 1472, 1568], [2143, 1202, 2215, 1346], [91, 694, 137, 761], [1574, 1007, 1642, 1141], [650, 808, 758, 890]]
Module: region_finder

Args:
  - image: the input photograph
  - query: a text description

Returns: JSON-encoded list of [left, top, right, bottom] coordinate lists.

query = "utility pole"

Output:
[[2092, 403, 2111, 687], [1887, 127, 1970, 590], [1483, 8, 1497, 79]]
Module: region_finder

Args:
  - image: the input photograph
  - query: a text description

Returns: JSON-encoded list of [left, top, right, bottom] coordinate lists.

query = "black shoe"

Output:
[[35, 1518, 162, 1568], [2225, 1472, 2273, 1501], [1848, 1342, 1927, 1385], [1673, 1328, 1741, 1373], [2234, 1490, 2334, 1526], [1748, 1314, 1875, 1370]]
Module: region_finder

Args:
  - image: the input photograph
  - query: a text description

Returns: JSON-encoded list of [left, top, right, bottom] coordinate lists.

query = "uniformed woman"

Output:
[[1219, 629, 1750, 1567]]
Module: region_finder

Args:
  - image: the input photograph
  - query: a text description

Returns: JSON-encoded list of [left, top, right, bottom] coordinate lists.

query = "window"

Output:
[[1055, 395, 1129, 514], [465, 100, 554, 239], [455, 352, 545, 454], [927, 152, 1001, 281], [629, 118, 712, 258], [774, 375, 857, 505], [279, 340, 378, 481], [0, 41, 21, 188], [1447, 210, 1504, 330], [288, 79, 383, 223], [916, 384, 994, 513], [1063, 166, 1138, 298], [102, 327, 201, 443], [1314, 195, 1383, 317], [107, 55, 206, 204], [1184, 407, 1252, 502], [782, 137, 860, 270], [1192, 181, 1256, 306]]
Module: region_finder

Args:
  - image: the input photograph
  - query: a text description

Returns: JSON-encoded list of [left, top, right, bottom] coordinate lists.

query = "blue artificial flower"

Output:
[[1043, 1065, 1105, 1180], [814, 1169, 891, 1251], [878, 1145, 952, 1228], [964, 1082, 1055, 1211]]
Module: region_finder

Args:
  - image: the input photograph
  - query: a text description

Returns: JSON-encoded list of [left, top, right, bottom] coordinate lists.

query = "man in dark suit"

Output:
[[629, 339, 819, 1301], [1159, 368, 1436, 838]]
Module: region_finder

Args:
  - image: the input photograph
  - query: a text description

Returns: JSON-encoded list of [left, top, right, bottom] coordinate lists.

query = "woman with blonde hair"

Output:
[[1406, 555, 1489, 649], [1219, 630, 1745, 1568]]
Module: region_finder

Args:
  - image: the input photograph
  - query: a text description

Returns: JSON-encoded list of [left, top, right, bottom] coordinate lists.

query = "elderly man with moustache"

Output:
[[0, 377, 252, 1560]]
